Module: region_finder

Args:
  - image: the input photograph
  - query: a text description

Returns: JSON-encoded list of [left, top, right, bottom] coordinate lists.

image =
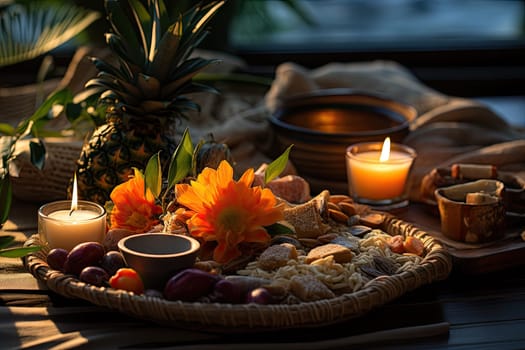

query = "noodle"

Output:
[[237, 229, 422, 296]]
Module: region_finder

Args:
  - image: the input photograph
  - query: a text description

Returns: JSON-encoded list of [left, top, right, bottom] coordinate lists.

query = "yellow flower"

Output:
[[175, 160, 284, 264], [109, 169, 163, 232]]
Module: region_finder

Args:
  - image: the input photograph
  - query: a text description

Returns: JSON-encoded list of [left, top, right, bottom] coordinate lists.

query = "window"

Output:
[[215, 0, 525, 96]]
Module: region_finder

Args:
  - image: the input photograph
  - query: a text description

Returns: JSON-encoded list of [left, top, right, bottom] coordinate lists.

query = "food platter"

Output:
[[24, 212, 451, 331], [419, 165, 525, 218], [400, 201, 525, 275]]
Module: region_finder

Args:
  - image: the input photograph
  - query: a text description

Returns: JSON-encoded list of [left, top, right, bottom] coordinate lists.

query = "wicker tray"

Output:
[[24, 214, 452, 331]]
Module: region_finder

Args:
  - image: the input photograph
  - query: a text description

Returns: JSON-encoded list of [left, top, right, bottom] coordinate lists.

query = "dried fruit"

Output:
[[63, 242, 105, 276], [329, 208, 349, 224], [388, 235, 405, 254], [211, 278, 243, 303], [246, 287, 273, 304], [338, 201, 357, 216], [100, 251, 126, 276], [359, 213, 384, 227], [403, 236, 425, 256], [109, 268, 144, 294], [47, 248, 69, 271], [80, 266, 109, 287], [163, 268, 220, 302]]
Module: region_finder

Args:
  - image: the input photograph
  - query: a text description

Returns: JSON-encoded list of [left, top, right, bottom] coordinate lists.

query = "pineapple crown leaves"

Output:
[[85, 0, 224, 117]]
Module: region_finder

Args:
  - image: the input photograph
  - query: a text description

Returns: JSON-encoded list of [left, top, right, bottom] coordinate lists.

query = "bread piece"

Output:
[[306, 243, 353, 264], [257, 243, 298, 271], [290, 275, 335, 301], [283, 190, 331, 238], [465, 192, 499, 204]]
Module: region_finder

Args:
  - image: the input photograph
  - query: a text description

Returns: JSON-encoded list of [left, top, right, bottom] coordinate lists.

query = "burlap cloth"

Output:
[[9, 54, 525, 204], [187, 60, 525, 203]]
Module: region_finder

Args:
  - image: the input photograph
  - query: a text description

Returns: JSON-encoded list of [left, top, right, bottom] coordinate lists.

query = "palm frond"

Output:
[[0, 2, 100, 67]]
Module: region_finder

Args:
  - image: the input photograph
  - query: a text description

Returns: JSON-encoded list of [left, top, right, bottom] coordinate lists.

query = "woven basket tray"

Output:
[[11, 138, 83, 202], [24, 214, 452, 331]]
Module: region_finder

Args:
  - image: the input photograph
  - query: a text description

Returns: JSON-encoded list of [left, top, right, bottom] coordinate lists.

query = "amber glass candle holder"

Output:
[[346, 142, 417, 210]]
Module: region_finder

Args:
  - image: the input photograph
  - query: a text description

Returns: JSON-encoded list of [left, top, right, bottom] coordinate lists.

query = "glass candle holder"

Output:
[[346, 141, 417, 210], [38, 200, 106, 251]]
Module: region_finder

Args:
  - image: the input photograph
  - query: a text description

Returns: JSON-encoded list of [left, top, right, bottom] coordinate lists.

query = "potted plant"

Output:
[[0, 0, 100, 227], [0, 0, 100, 125]]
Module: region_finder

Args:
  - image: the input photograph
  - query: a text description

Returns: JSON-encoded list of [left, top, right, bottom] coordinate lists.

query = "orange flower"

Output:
[[175, 160, 285, 264], [109, 169, 163, 232]]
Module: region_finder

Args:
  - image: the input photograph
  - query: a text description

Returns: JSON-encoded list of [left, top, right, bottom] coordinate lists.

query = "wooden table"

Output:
[[1, 96, 524, 349]]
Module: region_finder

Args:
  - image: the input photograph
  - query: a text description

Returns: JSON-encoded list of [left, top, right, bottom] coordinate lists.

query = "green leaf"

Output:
[[149, 21, 181, 79], [29, 140, 46, 170], [156, 0, 170, 30], [0, 176, 12, 225], [128, 0, 152, 65], [265, 222, 295, 237], [0, 246, 42, 258], [265, 145, 293, 185], [25, 88, 73, 127], [0, 123, 15, 136], [0, 3, 100, 67], [167, 128, 193, 189], [144, 152, 162, 198], [147, 0, 162, 65], [1, 135, 16, 165], [105, 33, 136, 66], [105, 0, 142, 64], [0, 235, 15, 250]]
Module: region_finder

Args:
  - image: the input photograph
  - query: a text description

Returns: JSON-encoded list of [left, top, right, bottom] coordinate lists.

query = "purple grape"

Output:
[[64, 242, 105, 276], [212, 278, 243, 303], [47, 248, 68, 271], [100, 250, 126, 276], [79, 266, 109, 287], [245, 287, 273, 304], [163, 268, 220, 302]]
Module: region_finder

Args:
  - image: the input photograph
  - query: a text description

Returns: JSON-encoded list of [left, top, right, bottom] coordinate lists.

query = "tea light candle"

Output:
[[346, 138, 416, 209], [38, 175, 106, 251]]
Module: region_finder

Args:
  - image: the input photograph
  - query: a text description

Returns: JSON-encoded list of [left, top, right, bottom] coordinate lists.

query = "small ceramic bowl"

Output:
[[434, 179, 505, 243], [269, 89, 417, 193], [118, 233, 200, 290]]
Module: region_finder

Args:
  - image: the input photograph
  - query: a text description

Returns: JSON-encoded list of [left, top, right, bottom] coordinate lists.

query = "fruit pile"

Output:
[[46, 242, 274, 304], [46, 242, 139, 291]]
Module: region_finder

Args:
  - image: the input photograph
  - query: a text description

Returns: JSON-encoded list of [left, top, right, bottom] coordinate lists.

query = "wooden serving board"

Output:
[[394, 203, 525, 275]]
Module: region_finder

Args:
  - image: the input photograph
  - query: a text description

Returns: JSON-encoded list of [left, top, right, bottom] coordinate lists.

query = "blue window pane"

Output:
[[230, 0, 525, 51]]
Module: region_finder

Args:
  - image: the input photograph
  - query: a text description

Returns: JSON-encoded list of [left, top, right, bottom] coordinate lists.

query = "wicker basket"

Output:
[[5, 46, 110, 202], [0, 46, 101, 126], [10, 138, 83, 202], [24, 214, 452, 331]]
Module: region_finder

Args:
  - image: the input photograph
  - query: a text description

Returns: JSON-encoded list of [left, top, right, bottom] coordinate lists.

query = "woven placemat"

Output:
[[23, 214, 451, 331]]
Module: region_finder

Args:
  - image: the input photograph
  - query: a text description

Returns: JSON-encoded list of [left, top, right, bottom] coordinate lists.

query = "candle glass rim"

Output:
[[38, 200, 106, 223], [346, 141, 417, 164]]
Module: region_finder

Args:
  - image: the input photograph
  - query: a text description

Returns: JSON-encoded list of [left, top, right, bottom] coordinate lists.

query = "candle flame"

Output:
[[379, 137, 391, 162], [70, 173, 78, 215]]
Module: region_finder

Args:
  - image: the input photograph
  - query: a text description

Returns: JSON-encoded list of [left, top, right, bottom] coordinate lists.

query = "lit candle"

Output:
[[346, 138, 416, 208], [38, 175, 106, 251]]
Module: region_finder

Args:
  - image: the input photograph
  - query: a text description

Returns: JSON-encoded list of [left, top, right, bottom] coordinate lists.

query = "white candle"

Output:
[[38, 175, 106, 251], [43, 209, 106, 251]]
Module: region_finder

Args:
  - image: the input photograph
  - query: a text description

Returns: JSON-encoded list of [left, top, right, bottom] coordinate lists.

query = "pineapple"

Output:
[[72, 0, 224, 204]]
